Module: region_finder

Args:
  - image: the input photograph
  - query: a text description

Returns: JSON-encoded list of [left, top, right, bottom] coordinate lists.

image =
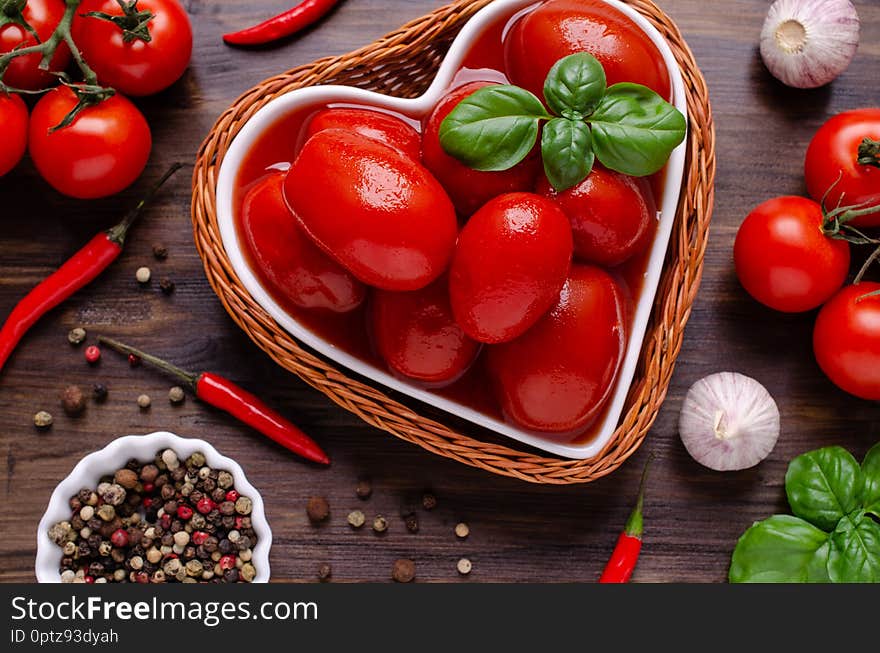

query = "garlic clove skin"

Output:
[[679, 372, 780, 472], [760, 0, 860, 89]]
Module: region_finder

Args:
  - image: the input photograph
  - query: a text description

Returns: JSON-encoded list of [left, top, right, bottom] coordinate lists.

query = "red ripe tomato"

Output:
[[240, 171, 366, 313], [283, 129, 457, 291], [805, 109, 880, 227], [29, 87, 152, 199], [813, 283, 880, 400], [536, 166, 655, 266], [487, 265, 626, 433], [371, 278, 481, 386], [422, 82, 541, 218], [305, 108, 421, 161], [0, 94, 28, 176], [71, 0, 193, 97], [503, 0, 671, 102], [0, 0, 70, 90], [734, 196, 850, 313], [449, 192, 573, 344]]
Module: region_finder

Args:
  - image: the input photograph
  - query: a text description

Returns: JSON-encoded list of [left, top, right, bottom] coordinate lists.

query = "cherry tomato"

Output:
[[813, 283, 880, 400], [487, 265, 626, 433], [284, 129, 457, 291], [371, 278, 480, 386], [422, 82, 541, 218], [449, 192, 573, 344], [503, 0, 671, 102], [805, 109, 880, 227], [536, 166, 655, 266], [734, 196, 850, 313], [305, 108, 421, 161], [240, 171, 366, 313], [71, 0, 193, 97], [29, 87, 152, 199], [0, 0, 70, 90], [0, 93, 28, 176]]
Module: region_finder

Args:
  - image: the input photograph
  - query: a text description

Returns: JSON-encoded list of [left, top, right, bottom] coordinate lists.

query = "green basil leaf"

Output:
[[588, 82, 686, 177], [861, 442, 880, 518], [785, 446, 862, 531], [439, 85, 550, 172], [543, 53, 606, 119], [827, 513, 880, 582], [541, 117, 594, 192], [729, 515, 831, 583]]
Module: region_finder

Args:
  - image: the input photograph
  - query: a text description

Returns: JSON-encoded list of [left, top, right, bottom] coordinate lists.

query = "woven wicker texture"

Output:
[[191, 0, 716, 484]]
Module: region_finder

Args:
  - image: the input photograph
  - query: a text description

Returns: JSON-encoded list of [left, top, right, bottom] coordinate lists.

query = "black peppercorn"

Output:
[[223, 568, 239, 583], [152, 244, 168, 260], [92, 384, 108, 403], [306, 496, 330, 524], [317, 563, 331, 582], [159, 278, 175, 295]]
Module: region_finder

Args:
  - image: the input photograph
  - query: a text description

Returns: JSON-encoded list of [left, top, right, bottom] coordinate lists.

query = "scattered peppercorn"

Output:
[[92, 383, 108, 403], [404, 513, 419, 534], [168, 386, 185, 405], [137, 394, 151, 410], [306, 496, 330, 524], [372, 515, 388, 534], [457, 558, 472, 575], [392, 559, 415, 583], [159, 278, 175, 295], [455, 522, 470, 539], [84, 345, 101, 365], [61, 385, 86, 417], [136, 267, 152, 284], [347, 510, 365, 528], [128, 353, 141, 367], [152, 244, 168, 260], [317, 563, 332, 582], [68, 327, 87, 346], [422, 493, 437, 511], [34, 410, 53, 430], [355, 478, 372, 500]]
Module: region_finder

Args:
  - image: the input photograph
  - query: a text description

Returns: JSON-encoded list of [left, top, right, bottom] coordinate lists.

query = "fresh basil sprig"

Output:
[[439, 52, 686, 192], [729, 443, 880, 583]]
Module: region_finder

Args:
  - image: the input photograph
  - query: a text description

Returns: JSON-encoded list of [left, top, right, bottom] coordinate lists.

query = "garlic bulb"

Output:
[[759, 0, 860, 89], [679, 372, 780, 472]]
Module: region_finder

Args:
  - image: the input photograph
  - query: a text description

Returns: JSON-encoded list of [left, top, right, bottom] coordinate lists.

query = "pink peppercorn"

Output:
[[84, 576, 95, 584], [135, 571, 149, 583], [177, 505, 193, 520], [142, 497, 152, 508], [235, 516, 243, 529], [128, 354, 141, 367], [225, 490, 239, 502], [84, 346, 101, 364], [219, 555, 236, 570], [196, 497, 214, 514], [110, 529, 129, 548], [160, 514, 172, 530], [192, 531, 208, 546], [142, 482, 154, 493]]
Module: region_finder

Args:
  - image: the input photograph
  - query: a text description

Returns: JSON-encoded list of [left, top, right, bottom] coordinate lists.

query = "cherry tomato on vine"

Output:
[[71, 0, 193, 97], [0, 93, 28, 176], [734, 196, 850, 313], [813, 283, 880, 400], [28, 87, 152, 199], [0, 0, 71, 90], [805, 109, 880, 228]]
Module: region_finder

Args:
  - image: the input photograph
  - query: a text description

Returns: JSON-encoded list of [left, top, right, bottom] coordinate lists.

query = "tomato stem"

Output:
[[97, 336, 200, 391], [854, 244, 880, 286], [82, 0, 154, 44], [858, 138, 880, 169]]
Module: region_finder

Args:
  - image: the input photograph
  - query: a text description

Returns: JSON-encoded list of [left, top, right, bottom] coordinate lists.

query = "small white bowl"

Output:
[[35, 432, 272, 583], [215, 0, 687, 459]]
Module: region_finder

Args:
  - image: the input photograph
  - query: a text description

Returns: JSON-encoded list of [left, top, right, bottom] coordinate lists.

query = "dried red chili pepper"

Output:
[[96, 336, 330, 465], [222, 0, 342, 46], [599, 456, 652, 583], [0, 164, 182, 374]]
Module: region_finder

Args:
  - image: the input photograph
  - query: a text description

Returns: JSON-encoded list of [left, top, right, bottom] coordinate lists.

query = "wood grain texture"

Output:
[[1, 0, 879, 583]]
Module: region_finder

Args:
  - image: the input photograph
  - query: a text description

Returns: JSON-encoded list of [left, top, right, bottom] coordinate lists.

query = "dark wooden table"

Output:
[[1, 0, 879, 583]]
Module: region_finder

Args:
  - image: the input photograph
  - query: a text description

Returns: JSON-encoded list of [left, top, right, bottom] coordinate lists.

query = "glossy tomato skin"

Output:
[[283, 129, 458, 291], [814, 283, 880, 400], [371, 278, 481, 386], [0, 94, 28, 176], [72, 0, 193, 97], [422, 82, 541, 218], [449, 192, 573, 344], [503, 0, 671, 102], [536, 166, 655, 266], [0, 0, 70, 90], [487, 265, 626, 433], [805, 109, 880, 227], [29, 87, 152, 199], [734, 196, 850, 313], [241, 171, 366, 313], [305, 108, 421, 161]]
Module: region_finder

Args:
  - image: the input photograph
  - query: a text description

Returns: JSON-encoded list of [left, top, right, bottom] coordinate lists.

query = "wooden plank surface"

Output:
[[1, 0, 879, 583]]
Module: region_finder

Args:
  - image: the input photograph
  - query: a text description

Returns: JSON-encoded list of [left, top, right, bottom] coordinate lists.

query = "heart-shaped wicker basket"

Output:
[[191, 0, 715, 484]]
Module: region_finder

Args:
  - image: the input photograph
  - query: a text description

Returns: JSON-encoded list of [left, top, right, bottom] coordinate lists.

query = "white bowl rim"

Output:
[[214, 0, 688, 459], [35, 432, 272, 583]]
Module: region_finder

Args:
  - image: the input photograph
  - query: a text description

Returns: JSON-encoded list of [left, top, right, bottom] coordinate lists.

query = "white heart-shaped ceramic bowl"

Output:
[[35, 432, 272, 583], [215, 0, 687, 459]]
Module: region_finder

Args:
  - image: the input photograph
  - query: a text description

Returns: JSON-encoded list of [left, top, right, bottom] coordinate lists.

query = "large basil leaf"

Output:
[[729, 515, 831, 583], [862, 443, 880, 518], [543, 53, 606, 119], [588, 83, 686, 177], [785, 446, 862, 531], [439, 85, 550, 172], [541, 117, 593, 192], [827, 513, 880, 582]]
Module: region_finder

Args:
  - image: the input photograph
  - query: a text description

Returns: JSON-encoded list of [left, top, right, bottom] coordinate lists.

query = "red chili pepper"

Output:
[[96, 336, 330, 465], [0, 164, 182, 374], [599, 456, 652, 583], [222, 0, 343, 47]]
